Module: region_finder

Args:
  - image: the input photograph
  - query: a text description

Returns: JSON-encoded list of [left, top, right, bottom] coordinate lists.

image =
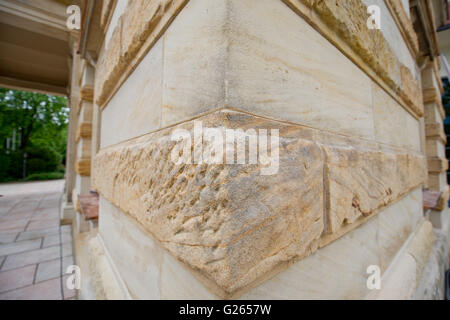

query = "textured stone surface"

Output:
[[93, 110, 425, 296], [362, 0, 416, 77], [94, 111, 324, 295], [324, 146, 425, 234]]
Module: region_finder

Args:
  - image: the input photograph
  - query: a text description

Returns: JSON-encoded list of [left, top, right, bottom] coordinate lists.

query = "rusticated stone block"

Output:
[[120, 0, 164, 61], [400, 65, 423, 117], [93, 110, 425, 296], [324, 147, 425, 233], [94, 110, 325, 295]]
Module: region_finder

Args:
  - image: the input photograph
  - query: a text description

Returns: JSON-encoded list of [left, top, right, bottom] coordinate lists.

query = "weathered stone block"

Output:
[[324, 146, 425, 233], [93, 110, 425, 296], [94, 110, 325, 295]]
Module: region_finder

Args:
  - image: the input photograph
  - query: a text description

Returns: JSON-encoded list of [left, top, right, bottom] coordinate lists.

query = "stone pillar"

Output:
[[72, 62, 95, 230], [61, 38, 82, 223]]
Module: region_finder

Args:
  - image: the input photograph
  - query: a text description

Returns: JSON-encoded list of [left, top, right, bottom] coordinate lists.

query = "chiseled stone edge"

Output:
[[94, 110, 325, 296], [323, 145, 425, 235], [95, 0, 188, 108], [385, 0, 419, 57], [282, 0, 423, 118], [93, 109, 425, 297]]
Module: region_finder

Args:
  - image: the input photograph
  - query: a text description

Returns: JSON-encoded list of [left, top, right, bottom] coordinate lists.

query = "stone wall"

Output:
[[85, 0, 448, 299]]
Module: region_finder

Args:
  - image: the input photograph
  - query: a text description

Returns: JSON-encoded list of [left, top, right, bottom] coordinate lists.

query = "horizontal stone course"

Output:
[[93, 109, 425, 296]]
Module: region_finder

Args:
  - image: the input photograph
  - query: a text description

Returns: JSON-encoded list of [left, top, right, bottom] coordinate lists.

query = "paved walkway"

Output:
[[0, 180, 76, 300]]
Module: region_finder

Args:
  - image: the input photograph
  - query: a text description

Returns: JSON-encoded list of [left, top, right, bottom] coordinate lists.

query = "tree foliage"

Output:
[[0, 88, 69, 181]]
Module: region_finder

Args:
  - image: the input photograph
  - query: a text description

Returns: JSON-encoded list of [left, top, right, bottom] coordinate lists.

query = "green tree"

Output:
[[0, 88, 68, 181]]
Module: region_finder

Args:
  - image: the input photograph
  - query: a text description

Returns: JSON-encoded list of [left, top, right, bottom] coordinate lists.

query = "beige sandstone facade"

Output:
[[2, 0, 449, 299]]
